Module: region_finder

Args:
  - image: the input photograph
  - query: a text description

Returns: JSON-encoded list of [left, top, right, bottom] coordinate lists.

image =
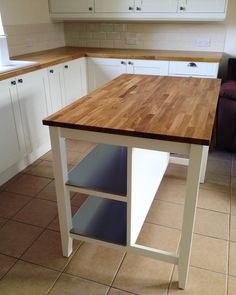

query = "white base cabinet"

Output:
[[88, 58, 169, 92]]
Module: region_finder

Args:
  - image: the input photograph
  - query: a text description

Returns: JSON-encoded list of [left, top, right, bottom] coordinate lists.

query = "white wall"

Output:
[[0, 0, 51, 25]]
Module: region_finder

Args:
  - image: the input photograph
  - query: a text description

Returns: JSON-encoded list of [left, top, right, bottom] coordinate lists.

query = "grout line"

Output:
[[110, 252, 127, 287]]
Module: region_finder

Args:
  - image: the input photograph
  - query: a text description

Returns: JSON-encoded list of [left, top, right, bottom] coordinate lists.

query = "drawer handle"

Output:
[[136, 7, 142, 11], [49, 69, 54, 73], [128, 61, 133, 65], [88, 7, 93, 11], [128, 6, 134, 10], [18, 79, 23, 83], [64, 65, 69, 69], [11, 80, 16, 85], [121, 61, 126, 65], [188, 62, 197, 68], [179, 6, 186, 11]]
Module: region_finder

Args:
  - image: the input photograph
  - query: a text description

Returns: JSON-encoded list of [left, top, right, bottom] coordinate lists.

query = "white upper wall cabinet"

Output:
[[49, 0, 229, 22], [49, 0, 94, 13], [178, 0, 226, 13], [95, 0, 135, 13], [136, 0, 178, 13]]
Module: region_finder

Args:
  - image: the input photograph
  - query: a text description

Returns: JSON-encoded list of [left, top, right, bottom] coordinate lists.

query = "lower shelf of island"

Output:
[[70, 196, 127, 246]]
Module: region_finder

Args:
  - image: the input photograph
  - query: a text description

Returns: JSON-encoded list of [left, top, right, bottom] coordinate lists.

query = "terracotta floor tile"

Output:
[[41, 150, 53, 161], [66, 150, 87, 165], [49, 273, 108, 295], [47, 206, 79, 232], [71, 193, 88, 207], [113, 253, 172, 295], [230, 215, 236, 242], [200, 181, 230, 194], [0, 221, 42, 258], [0, 254, 17, 279], [229, 242, 236, 276], [206, 158, 231, 177], [197, 188, 230, 213], [146, 200, 184, 230], [65, 243, 125, 285], [155, 177, 186, 204], [209, 149, 232, 161], [195, 208, 229, 240], [13, 198, 58, 227], [137, 223, 180, 253], [108, 288, 135, 295], [0, 260, 59, 295], [205, 172, 230, 188], [165, 164, 187, 180], [4, 174, 51, 197], [0, 217, 8, 229], [22, 229, 81, 271], [228, 276, 236, 295], [169, 266, 226, 294], [190, 234, 228, 274], [0, 191, 31, 219], [36, 180, 57, 202], [26, 160, 55, 179]]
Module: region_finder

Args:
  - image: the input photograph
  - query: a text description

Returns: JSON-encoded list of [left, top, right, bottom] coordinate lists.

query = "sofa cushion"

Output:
[[220, 80, 236, 100]]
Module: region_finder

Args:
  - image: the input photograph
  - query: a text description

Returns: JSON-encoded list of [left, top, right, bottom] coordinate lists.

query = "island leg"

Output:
[[178, 144, 204, 289], [49, 127, 73, 257]]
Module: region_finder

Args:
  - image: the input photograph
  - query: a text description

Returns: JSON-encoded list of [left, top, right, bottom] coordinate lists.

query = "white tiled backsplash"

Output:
[[5, 23, 65, 57], [65, 22, 226, 52]]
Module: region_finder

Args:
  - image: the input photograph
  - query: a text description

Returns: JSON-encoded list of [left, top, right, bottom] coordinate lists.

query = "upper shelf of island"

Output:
[[43, 74, 221, 146]]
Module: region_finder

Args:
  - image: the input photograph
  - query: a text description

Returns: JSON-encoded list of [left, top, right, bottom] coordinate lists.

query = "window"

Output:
[[0, 12, 10, 66]]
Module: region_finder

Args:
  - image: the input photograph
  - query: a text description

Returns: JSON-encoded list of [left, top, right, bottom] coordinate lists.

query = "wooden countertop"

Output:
[[43, 74, 221, 145], [0, 47, 222, 81]]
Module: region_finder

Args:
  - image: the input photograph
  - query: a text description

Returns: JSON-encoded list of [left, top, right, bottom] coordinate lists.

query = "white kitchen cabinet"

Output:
[[178, 0, 226, 13], [49, 0, 94, 13], [47, 64, 65, 113], [0, 79, 26, 174], [95, 0, 135, 13], [88, 58, 127, 92], [135, 0, 178, 13], [88, 58, 169, 92], [17, 69, 51, 154], [63, 58, 87, 105]]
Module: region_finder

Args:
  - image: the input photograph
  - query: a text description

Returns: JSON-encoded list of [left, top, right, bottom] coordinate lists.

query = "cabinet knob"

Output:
[[179, 6, 186, 11], [121, 61, 126, 65], [18, 79, 23, 83], [11, 80, 16, 85], [64, 65, 69, 69], [88, 7, 93, 11], [136, 7, 142, 11], [49, 69, 54, 73], [188, 62, 197, 68], [128, 6, 134, 10], [128, 61, 133, 66]]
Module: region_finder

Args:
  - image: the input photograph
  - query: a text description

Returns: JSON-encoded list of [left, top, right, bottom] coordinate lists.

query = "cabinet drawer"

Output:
[[169, 61, 219, 77]]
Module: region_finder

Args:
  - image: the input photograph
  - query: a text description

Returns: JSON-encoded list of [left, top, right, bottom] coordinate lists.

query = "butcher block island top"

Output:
[[43, 74, 221, 145]]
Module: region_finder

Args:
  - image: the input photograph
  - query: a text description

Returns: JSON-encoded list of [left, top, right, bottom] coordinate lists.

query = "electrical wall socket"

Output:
[[196, 38, 211, 47]]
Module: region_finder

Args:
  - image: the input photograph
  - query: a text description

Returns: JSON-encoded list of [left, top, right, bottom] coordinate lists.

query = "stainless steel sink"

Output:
[[0, 60, 38, 74]]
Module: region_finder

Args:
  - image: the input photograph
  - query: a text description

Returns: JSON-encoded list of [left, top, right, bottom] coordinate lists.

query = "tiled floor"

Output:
[[0, 140, 235, 294]]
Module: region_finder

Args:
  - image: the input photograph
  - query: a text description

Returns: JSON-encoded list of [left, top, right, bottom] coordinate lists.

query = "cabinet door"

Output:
[[88, 58, 127, 92], [0, 79, 26, 174], [178, 0, 226, 13], [136, 0, 178, 13], [127, 60, 169, 76], [95, 0, 135, 13], [47, 65, 65, 113], [63, 59, 84, 105], [49, 0, 94, 13], [17, 70, 50, 153]]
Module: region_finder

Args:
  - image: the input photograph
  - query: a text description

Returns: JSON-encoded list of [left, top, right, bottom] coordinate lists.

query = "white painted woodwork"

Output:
[[88, 58, 127, 92], [128, 148, 169, 244], [127, 59, 169, 76], [49, 0, 94, 13], [17, 69, 50, 153], [178, 0, 226, 13], [0, 79, 26, 174], [63, 59, 84, 105], [136, 0, 178, 13], [169, 61, 219, 77], [95, 0, 135, 13], [47, 65, 65, 113]]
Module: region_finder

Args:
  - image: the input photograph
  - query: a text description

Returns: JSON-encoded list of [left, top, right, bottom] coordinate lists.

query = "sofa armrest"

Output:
[[220, 81, 236, 100]]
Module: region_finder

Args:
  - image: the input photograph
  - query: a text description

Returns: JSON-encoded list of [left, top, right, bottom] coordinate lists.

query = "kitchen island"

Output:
[[43, 74, 221, 289]]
